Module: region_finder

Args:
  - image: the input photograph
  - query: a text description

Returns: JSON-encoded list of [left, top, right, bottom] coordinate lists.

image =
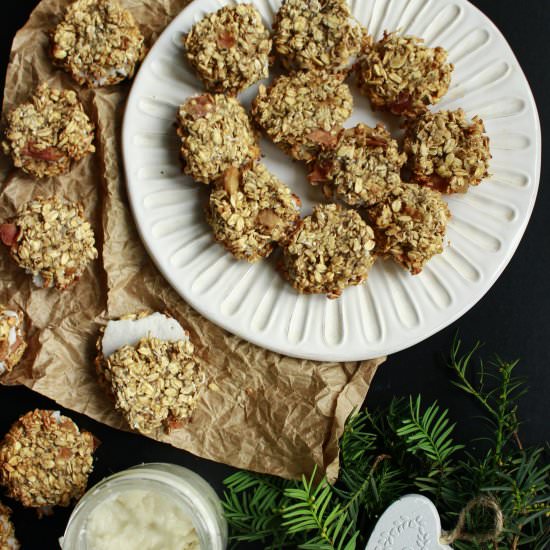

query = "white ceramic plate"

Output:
[[122, 0, 541, 361]]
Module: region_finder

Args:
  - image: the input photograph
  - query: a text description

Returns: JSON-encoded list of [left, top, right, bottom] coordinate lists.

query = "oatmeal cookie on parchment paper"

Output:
[[95, 312, 206, 436], [0, 307, 27, 376], [183, 4, 271, 95], [207, 163, 301, 262], [252, 71, 353, 162], [365, 182, 450, 275], [356, 31, 453, 118], [176, 93, 260, 184], [308, 123, 407, 207], [281, 204, 376, 299], [273, 0, 363, 72], [0, 502, 19, 550], [404, 108, 491, 193], [0, 197, 98, 290], [1, 83, 95, 178], [51, 0, 145, 87], [0, 410, 97, 510]]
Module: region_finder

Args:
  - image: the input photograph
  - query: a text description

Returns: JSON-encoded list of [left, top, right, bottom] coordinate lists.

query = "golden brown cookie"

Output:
[[0, 197, 98, 290], [366, 183, 450, 274], [0, 307, 26, 376], [207, 163, 301, 262], [51, 0, 145, 87], [273, 0, 362, 72], [183, 4, 271, 95], [1, 83, 95, 178], [308, 123, 406, 207], [356, 31, 453, 118], [404, 109, 491, 193], [282, 204, 376, 299], [0, 410, 97, 509], [176, 94, 260, 184], [252, 71, 353, 161]]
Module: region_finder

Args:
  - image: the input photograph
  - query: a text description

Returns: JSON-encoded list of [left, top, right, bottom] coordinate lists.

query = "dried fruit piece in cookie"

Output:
[[0, 307, 27, 376], [0, 410, 97, 509], [366, 183, 450, 275], [308, 123, 406, 207], [356, 31, 453, 118], [1, 83, 95, 178], [282, 204, 376, 299], [0, 197, 98, 290], [252, 71, 353, 161], [96, 312, 205, 435], [51, 0, 145, 87], [404, 109, 491, 193], [183, 4, 271, 95], [207, 163, 301, 262], [0, 502, 19, 550], [273, 0, 362, 72], [177, 94, 260, 184]]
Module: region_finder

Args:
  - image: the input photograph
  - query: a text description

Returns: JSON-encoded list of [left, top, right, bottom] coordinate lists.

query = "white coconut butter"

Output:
[[101, 313, 188, 357], [86, 488, 199, 550]]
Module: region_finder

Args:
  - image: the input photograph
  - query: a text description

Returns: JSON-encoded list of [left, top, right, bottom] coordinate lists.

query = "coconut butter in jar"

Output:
[[61, 463, 227, 550]]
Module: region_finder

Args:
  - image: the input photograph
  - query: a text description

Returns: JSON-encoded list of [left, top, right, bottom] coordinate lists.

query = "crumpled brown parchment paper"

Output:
[[0, 0, 384, 481]]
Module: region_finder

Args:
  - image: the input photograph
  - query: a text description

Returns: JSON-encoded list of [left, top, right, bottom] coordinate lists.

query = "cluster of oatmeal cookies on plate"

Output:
[[176, 0, 491, 298]]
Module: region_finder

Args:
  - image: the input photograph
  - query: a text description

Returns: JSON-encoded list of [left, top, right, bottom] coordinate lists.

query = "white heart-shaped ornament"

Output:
[[365, 494, 453, 550]]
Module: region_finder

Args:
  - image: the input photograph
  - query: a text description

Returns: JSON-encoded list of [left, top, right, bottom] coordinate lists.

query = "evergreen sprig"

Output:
[[222, 337, 550, 549]]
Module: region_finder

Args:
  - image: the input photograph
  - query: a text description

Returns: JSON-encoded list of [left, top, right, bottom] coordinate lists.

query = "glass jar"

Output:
[[60, 463, 228, 550]]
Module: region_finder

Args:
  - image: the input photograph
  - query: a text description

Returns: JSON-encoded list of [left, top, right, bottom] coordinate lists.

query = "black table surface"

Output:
[[1, 1, 549, 548]]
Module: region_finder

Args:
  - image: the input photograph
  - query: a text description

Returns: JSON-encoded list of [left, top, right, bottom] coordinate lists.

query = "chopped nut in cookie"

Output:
[[356, 31, 453, 118], [282, 204, 376, 299], [273, 0, 363, 72], [183, 4, 271, 95], [0, 410, 97, 509], [366, 182, 450, 275], [1, 197, 98, 290], [308, 123, 406, 207], [252, 71, 353, 161], [1, 83, 95, 178], [207, 163, 301, 262], [0, 502, 19, 550], [0, 306, 27, 376], [176, 94, 260, 184], [404, 108, 491, 193], [51, 0, 145, 87], [95, 312, 205, 435]]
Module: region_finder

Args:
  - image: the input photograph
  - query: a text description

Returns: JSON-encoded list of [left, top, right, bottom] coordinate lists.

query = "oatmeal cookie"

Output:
[[102, 336, 205, 435], [282, 204, 376, 298], [252, 71, 353, 161], [356, 31, 453, 118], [1, 83, 95, 178], [273, 0, 362, 72], [0, 410, 97, 509], [0, 502, 19, 550], [177, 94, 260, 184], [51, 0, 145, 87], [308, 123, 406, 207], [207, 163, 301, 262], [0, 197, 98, 290], [366, 183, 450, 274], [0, 307, 26, 376], [183, 4, 271, 95], [404, 109, 491, 193]]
